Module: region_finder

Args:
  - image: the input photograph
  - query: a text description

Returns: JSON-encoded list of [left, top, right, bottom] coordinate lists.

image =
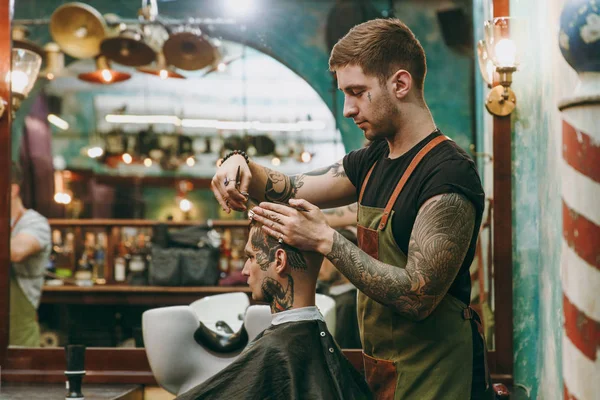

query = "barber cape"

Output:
[[176, 306, 372, 400]]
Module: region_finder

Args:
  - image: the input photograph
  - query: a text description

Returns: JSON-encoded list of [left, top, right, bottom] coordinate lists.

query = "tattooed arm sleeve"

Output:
[[325, 193, 476, 321], [324, 203, 358, 228], [247, 160, 356, 208]]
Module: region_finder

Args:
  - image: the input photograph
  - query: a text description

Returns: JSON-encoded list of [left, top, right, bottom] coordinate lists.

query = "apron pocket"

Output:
[[363, 352, 397, 400]]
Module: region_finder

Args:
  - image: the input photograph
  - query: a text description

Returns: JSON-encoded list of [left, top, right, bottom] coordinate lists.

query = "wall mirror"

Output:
[[1, 0, 512, 386]]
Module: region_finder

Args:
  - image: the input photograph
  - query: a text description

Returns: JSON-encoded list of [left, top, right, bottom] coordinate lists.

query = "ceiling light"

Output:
[[271, 157, 281, 166], [78, 56, 131, 85], [179, 198, 192, 212], [87, 146, 104, 158], [144, 157, 153, 167], [217, 62, 227, 72], [300, 151, 312, 163], [48, 114, 69, 130], [122, 153, 133, 164], [186, 156, 195, 167], [54, 192, 72, 205], [105, 114, 181, 125], [224, 0, 253, 17]]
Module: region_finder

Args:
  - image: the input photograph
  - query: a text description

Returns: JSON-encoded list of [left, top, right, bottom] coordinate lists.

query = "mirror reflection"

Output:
[[8, 0, 495, 360]]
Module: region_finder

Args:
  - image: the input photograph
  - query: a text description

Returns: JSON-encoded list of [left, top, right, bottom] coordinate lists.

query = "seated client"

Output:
[[176, 216, 372, 400]]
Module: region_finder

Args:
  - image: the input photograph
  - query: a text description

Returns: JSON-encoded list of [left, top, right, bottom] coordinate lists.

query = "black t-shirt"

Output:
[[343, 130, 484, 305]]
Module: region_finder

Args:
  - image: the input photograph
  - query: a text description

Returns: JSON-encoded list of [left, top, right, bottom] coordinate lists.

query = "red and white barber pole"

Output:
[[558, 2, 600, 398]]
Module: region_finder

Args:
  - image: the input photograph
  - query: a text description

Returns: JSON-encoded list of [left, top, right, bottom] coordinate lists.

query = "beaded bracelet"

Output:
[[221, 150, 250, 166]]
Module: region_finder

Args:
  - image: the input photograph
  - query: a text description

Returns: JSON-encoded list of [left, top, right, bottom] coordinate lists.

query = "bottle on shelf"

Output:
[[114, 240, 127, 283], [74, 232, 95, 286], [219, 228, 232, 279], [94, 232, 107, 284]]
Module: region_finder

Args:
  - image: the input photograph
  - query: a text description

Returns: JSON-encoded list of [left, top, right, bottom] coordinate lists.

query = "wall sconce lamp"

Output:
[[478, 17, 524, 117], [0, 48, 43, 120]]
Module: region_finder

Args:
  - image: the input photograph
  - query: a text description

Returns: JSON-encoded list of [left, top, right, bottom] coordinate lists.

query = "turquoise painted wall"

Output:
[[508, 0, 577, 398]]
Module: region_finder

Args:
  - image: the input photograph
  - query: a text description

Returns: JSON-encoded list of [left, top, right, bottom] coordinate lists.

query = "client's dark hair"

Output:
[[249, 220, 307, 271]]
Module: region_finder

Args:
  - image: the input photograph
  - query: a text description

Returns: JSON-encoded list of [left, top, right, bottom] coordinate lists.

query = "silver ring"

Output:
[[278, 236, 284, 244], [224, 177, 231, 186]]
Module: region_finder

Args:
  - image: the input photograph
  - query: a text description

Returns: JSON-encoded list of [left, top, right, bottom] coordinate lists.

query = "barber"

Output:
[[9, 162, 51, 347], [212, 18, 491, 400]]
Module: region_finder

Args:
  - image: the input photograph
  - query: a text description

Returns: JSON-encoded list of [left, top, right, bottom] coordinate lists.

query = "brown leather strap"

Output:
[[359, 161, 378, 204], [378, 135, 449, 230]]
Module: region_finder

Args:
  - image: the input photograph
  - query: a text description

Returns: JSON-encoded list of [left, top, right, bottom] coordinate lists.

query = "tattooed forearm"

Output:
[[262, 274, 294, 313], [326, 193, 475, 321], [264, 168, 304, 203], [304, 161, 347, 178]]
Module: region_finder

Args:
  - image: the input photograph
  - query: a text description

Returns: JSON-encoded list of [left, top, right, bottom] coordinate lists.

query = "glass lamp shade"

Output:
[[476, 40, 496, 85], [11, 48, 43, 98], [483, 17, 527, 69]]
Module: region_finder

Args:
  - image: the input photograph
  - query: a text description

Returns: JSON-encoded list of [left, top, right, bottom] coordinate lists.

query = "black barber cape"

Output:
[[176, 319, 372, 400]]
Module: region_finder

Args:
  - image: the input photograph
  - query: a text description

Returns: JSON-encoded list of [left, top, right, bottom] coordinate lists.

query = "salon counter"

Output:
[[40, 284, 252, 305], [0, 382, 143, 399]]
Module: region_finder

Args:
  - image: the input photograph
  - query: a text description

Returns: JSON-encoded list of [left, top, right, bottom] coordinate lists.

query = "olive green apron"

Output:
[[356, 135, 491, 399], [9, 270, 41, 347]]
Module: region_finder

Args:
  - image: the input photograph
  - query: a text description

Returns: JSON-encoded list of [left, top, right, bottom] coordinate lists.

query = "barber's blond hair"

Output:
[[329, 18, 427, 94]]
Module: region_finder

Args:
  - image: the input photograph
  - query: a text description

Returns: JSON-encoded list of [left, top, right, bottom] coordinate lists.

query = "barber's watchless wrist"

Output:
[[317, 227, 336, 256]]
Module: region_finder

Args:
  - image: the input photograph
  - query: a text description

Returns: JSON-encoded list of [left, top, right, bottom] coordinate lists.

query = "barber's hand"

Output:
[[251, 199, 334, 255], [211, 155, 251, 213]]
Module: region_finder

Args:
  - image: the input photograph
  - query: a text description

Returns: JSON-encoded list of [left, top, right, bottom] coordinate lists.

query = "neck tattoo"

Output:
[[261, 274, 294, 313]]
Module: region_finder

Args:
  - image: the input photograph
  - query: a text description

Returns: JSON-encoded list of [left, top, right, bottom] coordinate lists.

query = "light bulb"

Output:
[[144, 158, 152, 167], [101, 69, 113, 82], [122, 153, 132, 164], [11, 70, 29, 94], [300, 151, 312, 163], [179, 199, 192, 212], [159, 69, 169, 80], [494, 39, 516, 67], [271, 157, 281, 166], [186, 156, 195, 167], [87, 146, 104, 158], [217, 62, 227, 72]]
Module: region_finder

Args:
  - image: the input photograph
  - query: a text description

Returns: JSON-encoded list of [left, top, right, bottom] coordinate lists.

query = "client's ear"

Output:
[[273, 248, 288, 275]]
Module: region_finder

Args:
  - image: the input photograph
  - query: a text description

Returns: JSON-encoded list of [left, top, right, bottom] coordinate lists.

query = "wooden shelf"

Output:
[[48, 218, 249, 228], [41, 285, 252, 306]]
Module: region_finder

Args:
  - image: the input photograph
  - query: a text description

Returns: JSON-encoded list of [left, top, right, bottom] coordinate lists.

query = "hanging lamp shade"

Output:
[[137, 52, 185, 79], [163, 29, 219, 71], [50, 2, 107, 59], [78, 56, 131, 84]]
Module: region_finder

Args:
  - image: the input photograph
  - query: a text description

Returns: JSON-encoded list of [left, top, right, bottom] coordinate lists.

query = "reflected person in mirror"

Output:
[[176, 214, 371, 400], [211, 18, 490, 400], [9, 161, 51, 347]]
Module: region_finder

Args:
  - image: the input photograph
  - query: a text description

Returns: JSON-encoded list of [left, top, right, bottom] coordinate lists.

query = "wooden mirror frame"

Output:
[[0, 0, 512, 386]]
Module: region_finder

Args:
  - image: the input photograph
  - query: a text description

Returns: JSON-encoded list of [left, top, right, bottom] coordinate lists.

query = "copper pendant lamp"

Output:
[[49, 2, 107, 59], [78, 56, 131, 84], [163, 29, 219, 71], [137, 52, 185, 79], [100, 27, 157, 67]]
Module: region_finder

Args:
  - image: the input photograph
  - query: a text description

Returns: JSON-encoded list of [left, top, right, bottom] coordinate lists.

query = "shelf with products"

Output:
[[46, 219, 250, 290]]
